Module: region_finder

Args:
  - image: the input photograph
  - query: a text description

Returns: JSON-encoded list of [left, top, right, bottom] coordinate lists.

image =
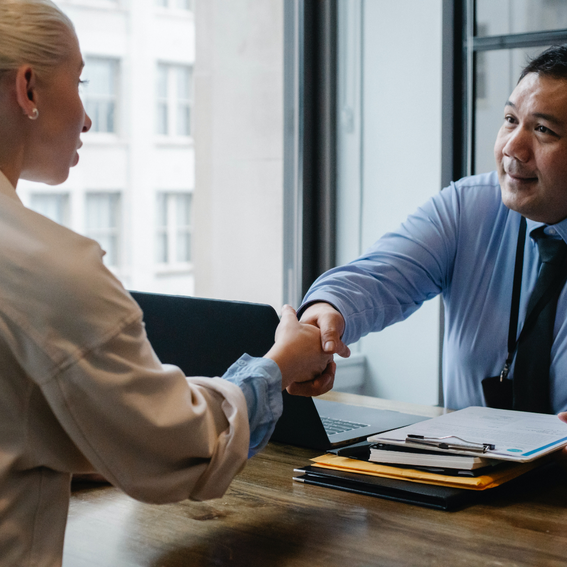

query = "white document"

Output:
[[368, 406, 567, 462]]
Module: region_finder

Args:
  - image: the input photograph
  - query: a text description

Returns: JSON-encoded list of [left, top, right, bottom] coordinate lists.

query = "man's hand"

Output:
[[264, 305, 335, 396], [300, 302, 351, 358]]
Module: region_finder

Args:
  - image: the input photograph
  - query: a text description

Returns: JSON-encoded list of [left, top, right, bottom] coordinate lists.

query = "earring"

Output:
[[28, 108, 39, 120]]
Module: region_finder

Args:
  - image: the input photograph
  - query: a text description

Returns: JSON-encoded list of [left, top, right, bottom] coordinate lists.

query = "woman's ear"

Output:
[[14, 65, 38, 119]]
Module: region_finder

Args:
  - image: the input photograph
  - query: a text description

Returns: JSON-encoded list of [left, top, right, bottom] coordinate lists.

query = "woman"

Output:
[[0, 1, 334, 565]]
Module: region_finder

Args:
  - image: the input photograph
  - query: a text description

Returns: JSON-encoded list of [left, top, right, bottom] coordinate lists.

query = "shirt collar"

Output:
[[0, 170, 22, 205], [526, 216, 567, 242]]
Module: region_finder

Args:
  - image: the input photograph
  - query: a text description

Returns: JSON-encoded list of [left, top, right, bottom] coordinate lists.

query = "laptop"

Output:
[[129, 291, 427, 450]]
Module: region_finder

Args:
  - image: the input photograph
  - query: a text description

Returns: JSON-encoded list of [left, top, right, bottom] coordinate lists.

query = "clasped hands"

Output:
[[265, 302, 349, 397]]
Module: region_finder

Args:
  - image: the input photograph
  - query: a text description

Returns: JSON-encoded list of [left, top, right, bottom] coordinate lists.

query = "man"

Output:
[[300, 44, 567, 418]]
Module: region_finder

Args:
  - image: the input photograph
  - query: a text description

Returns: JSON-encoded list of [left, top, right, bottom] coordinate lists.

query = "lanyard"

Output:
[[500, 217, 567, 381]]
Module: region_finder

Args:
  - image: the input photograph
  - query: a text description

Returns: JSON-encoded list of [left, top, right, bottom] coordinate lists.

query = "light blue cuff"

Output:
[[223, 354, 283, 457]]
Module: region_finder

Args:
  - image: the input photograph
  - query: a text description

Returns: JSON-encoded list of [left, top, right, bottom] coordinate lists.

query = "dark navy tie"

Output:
[[513, 230, 567, 413]]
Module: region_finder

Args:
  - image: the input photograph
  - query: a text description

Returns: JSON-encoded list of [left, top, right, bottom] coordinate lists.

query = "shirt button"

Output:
[[548, 227, 557, 235]]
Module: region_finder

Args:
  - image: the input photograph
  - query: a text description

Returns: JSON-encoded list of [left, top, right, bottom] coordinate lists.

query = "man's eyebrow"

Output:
[[504, 100, 562, 125], [533, 112, 562, 125]]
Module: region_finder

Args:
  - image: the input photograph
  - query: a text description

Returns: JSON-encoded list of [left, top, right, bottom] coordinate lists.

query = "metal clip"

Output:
[[406, 434, 496, 453]]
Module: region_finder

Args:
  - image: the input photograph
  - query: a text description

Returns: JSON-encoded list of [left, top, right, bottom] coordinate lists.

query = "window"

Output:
[[476, 0, 567, 36], [156, 192, 192, 266], [332, 1, 443, 403], [453, 0, 567, 177], [82, 57, 119, 134], [85, 193, 121, 267], [156, 64, 192, 137], [29, 194, 70, 226]]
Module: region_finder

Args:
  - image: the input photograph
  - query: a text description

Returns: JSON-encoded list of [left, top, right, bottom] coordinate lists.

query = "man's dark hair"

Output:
[[519, 44, 567, 82]]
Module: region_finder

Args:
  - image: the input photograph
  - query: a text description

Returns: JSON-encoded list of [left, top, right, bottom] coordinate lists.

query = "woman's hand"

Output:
[[264, 305, 335, 396]]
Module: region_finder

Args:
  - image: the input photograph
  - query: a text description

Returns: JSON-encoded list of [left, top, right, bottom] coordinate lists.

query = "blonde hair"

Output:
[[0, 0, 77, 78]]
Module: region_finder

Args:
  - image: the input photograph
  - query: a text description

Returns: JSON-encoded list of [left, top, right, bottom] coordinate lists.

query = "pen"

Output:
[[406, 434, 495, 453]]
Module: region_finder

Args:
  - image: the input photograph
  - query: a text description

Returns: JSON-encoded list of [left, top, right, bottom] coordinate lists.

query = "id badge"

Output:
[[481, 375, 513, 410]]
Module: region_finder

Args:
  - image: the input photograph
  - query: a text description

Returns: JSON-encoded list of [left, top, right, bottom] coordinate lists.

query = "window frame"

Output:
[[155, 190, 193, 273], [84, 191, 122, 269], [82, 56, 120, 136], [155, 62, 194, 140], [283, 0, 337, 305], [447, 0, 567, 182], [29, 192, 71, 227]]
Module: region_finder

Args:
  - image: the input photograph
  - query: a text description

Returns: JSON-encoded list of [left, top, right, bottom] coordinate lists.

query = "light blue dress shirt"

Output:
[[223, 354, 283, 456], [302, 171, 567, 413]]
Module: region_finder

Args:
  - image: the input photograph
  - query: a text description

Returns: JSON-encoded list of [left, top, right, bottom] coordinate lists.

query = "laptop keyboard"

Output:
[[321, 416, 370, 435]]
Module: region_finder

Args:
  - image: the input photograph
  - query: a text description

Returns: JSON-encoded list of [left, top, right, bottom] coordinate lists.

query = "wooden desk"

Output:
[[63, 394, 567, 567]]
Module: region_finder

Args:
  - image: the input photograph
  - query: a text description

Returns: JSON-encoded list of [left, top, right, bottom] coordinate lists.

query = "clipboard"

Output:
[[368, 406, 567, 463]]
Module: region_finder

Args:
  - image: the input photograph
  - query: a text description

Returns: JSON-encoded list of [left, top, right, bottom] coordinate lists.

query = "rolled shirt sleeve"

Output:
[[222, 354, 283, 457]]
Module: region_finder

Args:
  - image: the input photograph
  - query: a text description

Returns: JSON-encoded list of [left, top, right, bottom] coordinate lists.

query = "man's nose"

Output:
[[502, 126, 531, 163]]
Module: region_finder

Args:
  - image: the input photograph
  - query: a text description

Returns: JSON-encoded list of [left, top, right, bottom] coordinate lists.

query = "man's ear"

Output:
[[14, 65, 38, 118]]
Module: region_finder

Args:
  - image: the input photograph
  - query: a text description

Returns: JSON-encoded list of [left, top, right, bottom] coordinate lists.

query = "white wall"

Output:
[[336, 0, 443, 405]]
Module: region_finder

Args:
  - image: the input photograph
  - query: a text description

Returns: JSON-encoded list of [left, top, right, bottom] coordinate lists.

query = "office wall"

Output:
[[337, 0, 443, 404]]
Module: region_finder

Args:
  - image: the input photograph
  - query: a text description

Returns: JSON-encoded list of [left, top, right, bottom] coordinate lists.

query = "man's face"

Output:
[[494, 73, 567, 224]]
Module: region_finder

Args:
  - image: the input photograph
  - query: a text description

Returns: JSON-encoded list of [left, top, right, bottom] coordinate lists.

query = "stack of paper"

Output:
[[293, 406, 567, 509], [368, 443, 497, 470], [309, 453, 537, 490], [367, 406, 567, 462]]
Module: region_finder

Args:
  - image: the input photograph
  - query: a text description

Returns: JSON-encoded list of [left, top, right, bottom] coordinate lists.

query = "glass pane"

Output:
[[176, 0, 191, 10], [175, 193, 191, 226], [86, 193, 120, 266], [82, 58, 117, 133], [104, 102, 115, 132], [474, 46, 549, 175], [86, 194, 116, 230], [476, 0, 567, 37], [84, 58, 115, 96], [176, 104, 190, 136], [156, 65, 167, 98], [156, 103, 168, 135], [86, 101, 115, 133], [98, 235, 118, 266], [30, 194, 68, 225], [156, 193, 167, 226], [155, 0, 167, 7], [176, 67, 191, 101], [176, 232, 191, 262], [156, 232, 168, 263]]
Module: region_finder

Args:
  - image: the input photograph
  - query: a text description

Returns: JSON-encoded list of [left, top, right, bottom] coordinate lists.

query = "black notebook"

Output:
[[293, 465, 476, 511], [293, 459, 559, 511]]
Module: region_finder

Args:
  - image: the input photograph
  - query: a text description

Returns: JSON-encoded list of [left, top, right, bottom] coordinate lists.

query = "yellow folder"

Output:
[[310, 454, 540, 491]]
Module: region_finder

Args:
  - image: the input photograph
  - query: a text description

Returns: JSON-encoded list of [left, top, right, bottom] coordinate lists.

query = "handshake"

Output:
[[264, 303, 351, 397]]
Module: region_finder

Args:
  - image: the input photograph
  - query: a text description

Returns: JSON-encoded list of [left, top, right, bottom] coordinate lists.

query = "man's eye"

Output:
[[536, 124, 557, 136]]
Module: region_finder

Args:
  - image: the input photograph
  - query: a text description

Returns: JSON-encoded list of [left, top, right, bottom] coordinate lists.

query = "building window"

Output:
[[156, 0, 193, 10], [82, 57, 119, 134], [156, 64, 192, 137], [86, 192, 121, 267], [156, 192, 192, 266], [29, 193, 70, 226]]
